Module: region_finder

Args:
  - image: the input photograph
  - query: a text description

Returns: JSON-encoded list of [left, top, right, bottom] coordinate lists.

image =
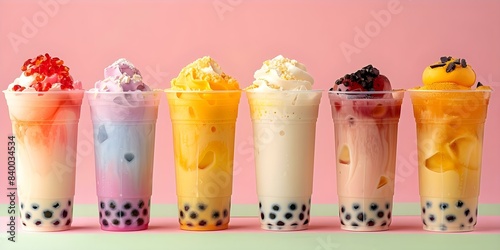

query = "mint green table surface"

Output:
[[1, 203, 499, 250]]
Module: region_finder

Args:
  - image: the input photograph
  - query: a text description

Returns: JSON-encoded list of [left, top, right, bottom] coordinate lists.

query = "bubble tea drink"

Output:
[[246, 55, 322, 231], [166, 57, 241, 231], [87, 59, 161, 231], [409, 57, 491, 232], [329, 65, 403, 231], [4, 54, 84, 231]]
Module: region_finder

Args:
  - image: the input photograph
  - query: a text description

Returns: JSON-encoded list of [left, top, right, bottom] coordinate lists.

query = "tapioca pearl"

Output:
[[99, 212, 102, 218], [464, 209, 470, 217], [100, 202, 105, 209], [68, 200, 72, 207], [142, 208, 148, 216], [102, 219, 109, 226], [277, 221, 285, 226], [43, 210, 53, 219], [468, 217, 474, 224], [198, 220, 207, 226], [261, 213, 265, 220], [112, 219, 120, 226], [32, 204, 39, 210], [299, 213, 305, 220], [212, 211, 220, 219], [302, 204, 307, 212], [475, 208, 478, 216], [21, 203, 24, 210], [289, 203, 297, 211], [109, 201, 116, 210], [269, 213, 276, 220], [381, 221, 387, 227], [285, 213, 293, 220], [460, 224, 465, 228], [353, 203, 360, 210], [303, 219, 309, 225], [105, 210, 111, 217], [385, 203, 390, 210], [307, 209, 310, 216], [367, 220, 375, 226], [291, 223, 298, 226], [116, 211, 126, 218], [440, 224, 447, 231], [25, 212, 31, 220], [53, 220, 60, 226], [190, 212, 198, 219], [370, 203, 378, 211], [223, 209, 228, 218], [340, 220, 345, 225], [340, 206, 345, 213], [131, 209, 140, 217], [426, 201, 432, 208], [422, 207, 426, 214], [309, 198, 311, 204], [216, 220, 223, 226], [357, 213, 366, 222], [138, 200, 145, 209], [22, 222, 26, 226], [123, 203, 132, 210], [186, 222, 194, 227], [446, 215, 456, 222], [179, 210, 185, 218], [198, 203, 207, 211], [66, 219, 71, 226], [272, 204, 280, 211], [422, 219, 427, 226], [387, 212, 391, 219], [35, 220, 42, 226], [351, 222, 359, 227], [137, 218, 144, 226], [456, 200, 464, 208], [377, 211, 384, 218], [429, 214, 435, 222], [52, 202, 60, 209], [61, 210, 68, 219], [124, 153, 135, 162], [259, 202, 262, 209], [345, 213, 352, 221], [125, 220, 132, 226], [439, 202, 449, 210]]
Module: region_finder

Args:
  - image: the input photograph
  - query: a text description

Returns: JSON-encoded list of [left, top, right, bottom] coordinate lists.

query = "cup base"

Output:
[[338, 197, 393, 231], [423, 224, 474, 233], [258, 196, 311, 231], [19, 197, 74, 231], [177, 196, 231, 231], [420, 197, 477, 233], [97, 197, 151, 231], [260, 224, 308, 231], [340, 225, 389, 232]]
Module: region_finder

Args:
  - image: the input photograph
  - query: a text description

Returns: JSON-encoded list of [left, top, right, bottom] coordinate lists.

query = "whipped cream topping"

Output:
[[92, 58, 151, 92], [7, 71, 82, 92]]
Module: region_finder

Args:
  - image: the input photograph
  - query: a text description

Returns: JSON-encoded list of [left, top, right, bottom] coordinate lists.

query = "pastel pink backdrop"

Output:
[[1, 0, 499, 205]]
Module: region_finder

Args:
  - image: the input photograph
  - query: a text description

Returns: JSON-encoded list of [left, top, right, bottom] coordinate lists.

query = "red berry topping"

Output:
[[372, 75, 392, 91], [15, 53, 75, 92]]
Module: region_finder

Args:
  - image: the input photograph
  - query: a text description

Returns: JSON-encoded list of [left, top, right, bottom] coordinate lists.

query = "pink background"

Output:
[[1, 0, 499, 205]]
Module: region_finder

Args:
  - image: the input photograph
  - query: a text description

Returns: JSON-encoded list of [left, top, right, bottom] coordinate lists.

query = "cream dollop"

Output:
[[91, 58, 151, 92]]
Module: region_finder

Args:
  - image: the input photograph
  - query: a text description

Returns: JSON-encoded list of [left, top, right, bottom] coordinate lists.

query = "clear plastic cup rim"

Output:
[[245, 89, 323, 93], [406, 88, 492, 93], [85, 90, 163, 94], [328, 89, 405, 95], [164, 89, 242, 93], [3, 89, 85, 95]]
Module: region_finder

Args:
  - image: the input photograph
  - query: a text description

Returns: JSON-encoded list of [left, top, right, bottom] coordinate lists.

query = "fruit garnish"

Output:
[[425, 151, 457, 173], [15, 53, 75, 92], [377, 176, 388, 188], [338, 145, 350, 164], [332, 65, 392, 97]]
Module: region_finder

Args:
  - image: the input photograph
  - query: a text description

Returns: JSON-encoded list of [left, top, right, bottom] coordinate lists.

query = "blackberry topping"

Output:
[[469, 217, 474, 224], [440, 56, 452, 63], [381, 221, 387, 226], [99, 212, 102, 218], [388, 212, 392, 219], [291, 223, 298, 226], [25, 213, 31, 220], [68, 200, 72, 206], [35, 220, 42, 226], [461, 59, 467, 68], [143, 209, 148, 216], [422, 207, 426, 214], [440, 224, 447, 231], [351, 222, 359, 227], [105, 210, 111, 217], [422, 219, 427, 226], [299, 213, 305, 220], [386, 203, 390, 209], [446, 62, 456, 73]]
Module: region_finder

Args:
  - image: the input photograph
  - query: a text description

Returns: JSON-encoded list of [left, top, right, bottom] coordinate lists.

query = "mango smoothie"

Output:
[[166, 57, 241, 230], [409, 57, 491, 232]]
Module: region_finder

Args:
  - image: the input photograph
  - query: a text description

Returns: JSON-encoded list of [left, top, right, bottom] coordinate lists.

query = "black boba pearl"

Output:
[[299, 213, 305, 220], [43, 210, 53, 219], [302, 204, 307, 212], [124, 153, 135, 162], [105, 210, 111, 217], [22, 222, 26, 226], [190, 212, 198, 219], [212, 211, 220, 219], [469, 217, 474, 224], [367, 220, 375, 226], [440, 224, 447, 231], [35, 220, 42, 226], [439, 203, 449, 210], [102, 219, 108, 226], [259, 202, 262, 209], [112, 219, 119, 225], [340, 220, 345, 225], [223, 209, 228, 218], [68, 200, 72, 206], [422, 219, 427, 226], [261, 213, 265, 220], [475, 208, 478, 216], [377, 211, 384, 218], [460, 224, 465, 228], [125, 220, 132, 226], [179, 210, 184, 218], [370, 203, 378, 211], [137, 218, 144, 226], [291, 223, 298, 226], [198, 203, 207, 211], [272, 204, 280, 211], [429, 214, 435, 222], [66, 219, 71, 226], [269, 213, 276, 219], [123, 203, 132, 210], [100, 202, 105, 209], [307, 209, 310, 216], [285, 213, 293, 220], [216, 220, 223, 226], [385, 203, 390, 209], [21, 203, 24, 209], [345, 214, 351, 221], [289, 203, 297, 211], [138, 200, 145, 209], [32, 204, 39, 210], [131, 209, 139, 217], [353, 203, 360, 210], [446, 215, 456, 222], [99, 212, 102, 218], [53, 220, 60, 226], [61, 210, 68, 219], [25, 213, 31, 220], [422, 207, 426, 214], [303, 219, 309, 225], [351, 222, 359, 227], [387, 212, 392, 219], [186, 222, 193, 227], [456, 200, 464, 208], [277, 221, 285, 226], [116, 211, 125, 218], [465, 209, 470, 216], [143, 209, 148, 216], [357, 213, 366, 222], [426, 201, 432, 208], [53, 202, 60, 209], [199, 220, 207, 226], [340, 206, 345, 213], [381, 221, 387, 226], [109, 201, 116, 210], [184, 205, 190, 211]]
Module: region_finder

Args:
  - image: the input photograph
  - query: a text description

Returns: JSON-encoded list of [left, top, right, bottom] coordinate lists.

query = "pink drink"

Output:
[[329, 90, 404, 231]]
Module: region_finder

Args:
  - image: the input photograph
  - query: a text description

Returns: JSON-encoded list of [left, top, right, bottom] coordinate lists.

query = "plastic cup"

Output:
[[165, 90, 241, 231], [247, 90, 322, 231], [408, 89, 491, 232], [329, 90, 404, 231], [87, 91, 161, 231], [4, 90, 84, 232]]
